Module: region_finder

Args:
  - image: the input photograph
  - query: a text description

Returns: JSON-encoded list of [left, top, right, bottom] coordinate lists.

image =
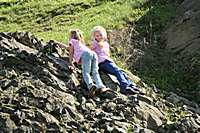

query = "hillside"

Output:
[[0, 0, 148, 42], [0, 0, 200, 132]]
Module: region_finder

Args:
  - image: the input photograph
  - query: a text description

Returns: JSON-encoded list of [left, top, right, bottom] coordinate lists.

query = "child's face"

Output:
[[94, 31, 103, 42], [70, 31, 77, 40]]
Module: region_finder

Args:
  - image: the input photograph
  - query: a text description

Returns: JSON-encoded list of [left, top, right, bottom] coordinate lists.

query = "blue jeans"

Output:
[[99, 60, 133, 90], [81, 51, 105, 90]]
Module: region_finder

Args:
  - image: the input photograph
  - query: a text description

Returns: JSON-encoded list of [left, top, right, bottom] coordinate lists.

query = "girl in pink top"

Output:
[[91, 26, 143, 95], [68, 29, 110, 97]]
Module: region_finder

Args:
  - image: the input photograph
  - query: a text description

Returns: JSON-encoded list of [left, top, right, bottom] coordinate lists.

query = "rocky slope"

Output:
[[0, 32, 199, 132], [161, 0, 200, 100], [162, 0, 200, 55]]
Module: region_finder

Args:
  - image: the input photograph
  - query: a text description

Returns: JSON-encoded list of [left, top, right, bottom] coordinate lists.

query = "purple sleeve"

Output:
[[105, 42, 110, 51], [69, 39, 76, 46]]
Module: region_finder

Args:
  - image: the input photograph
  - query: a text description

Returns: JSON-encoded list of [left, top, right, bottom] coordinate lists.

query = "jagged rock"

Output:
[[140, 128, 155, 133], [0, 112, 17, 132], [162, 0, 200, 55], [0, 32, 38, 54], [137, 95, 153, 105], [161, 0, 200, 101], [136, 101, 164, 131], [166, 92, 198, 108]]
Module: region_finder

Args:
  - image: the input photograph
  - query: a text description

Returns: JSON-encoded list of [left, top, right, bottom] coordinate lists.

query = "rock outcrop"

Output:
[[0, 32, 199, 132], [161, 0, 200, 100], [162, 0, 200, 55]]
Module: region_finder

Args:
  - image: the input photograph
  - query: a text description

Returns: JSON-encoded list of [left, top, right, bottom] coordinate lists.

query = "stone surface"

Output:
[[162, 0, 200, 55]]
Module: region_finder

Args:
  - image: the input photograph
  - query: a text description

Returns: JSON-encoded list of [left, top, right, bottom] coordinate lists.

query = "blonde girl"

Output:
[[67, 29, 110, 97], [91, 26, 142, 95]]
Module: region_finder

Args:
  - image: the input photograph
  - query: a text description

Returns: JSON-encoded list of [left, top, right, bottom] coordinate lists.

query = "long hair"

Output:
[[91, 26, 107, 41], [69, 29, 85, 44]]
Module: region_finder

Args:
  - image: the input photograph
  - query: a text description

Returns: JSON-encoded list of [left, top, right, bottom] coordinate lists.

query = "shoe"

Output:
[[120, 86, 140, 95], [95, 87, 112, 95], [131, 86, 145, 95], [88, 85, 97, 98], [96, 89, 116, 99]]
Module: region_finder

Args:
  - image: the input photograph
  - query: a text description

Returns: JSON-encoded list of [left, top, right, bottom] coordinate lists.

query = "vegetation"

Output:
[[0, 0, 148, 42], [131, 0, 199, 100]]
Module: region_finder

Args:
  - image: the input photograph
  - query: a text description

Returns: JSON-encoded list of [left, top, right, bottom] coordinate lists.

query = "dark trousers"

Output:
[[99, 60, 133, 90]]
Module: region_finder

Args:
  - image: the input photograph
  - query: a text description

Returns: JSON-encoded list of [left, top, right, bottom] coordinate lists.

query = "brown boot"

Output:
[[95, 87, 112, 95], [88, 85, 97, 98]]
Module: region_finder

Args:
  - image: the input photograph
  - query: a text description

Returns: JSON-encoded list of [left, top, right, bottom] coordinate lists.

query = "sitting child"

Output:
[[90, 26, 143, 95], [62, 29, 111, 97]]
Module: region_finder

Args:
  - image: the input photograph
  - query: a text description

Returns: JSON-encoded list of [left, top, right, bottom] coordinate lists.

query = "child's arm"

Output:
[[56, 42, 69, 50], [106, 49, 110, 57], [91, 41, 111, 57], [89, 42, 96, 50], [105, 42, 111, 57], [69, 43, 75, 67]]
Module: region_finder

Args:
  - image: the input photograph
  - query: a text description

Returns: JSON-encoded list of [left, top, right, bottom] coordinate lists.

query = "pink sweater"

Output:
[[92, 40, 113, 64]]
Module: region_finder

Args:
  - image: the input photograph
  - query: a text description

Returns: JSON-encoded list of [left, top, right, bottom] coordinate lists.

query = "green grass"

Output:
[[0, 0, 148, 43], [1, 0, 15, 2]]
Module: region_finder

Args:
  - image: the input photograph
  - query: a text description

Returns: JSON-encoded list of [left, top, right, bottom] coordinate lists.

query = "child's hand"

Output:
[[68, 65, 75, 71], [69, 65, 75, 70], [99, 41, 104, 48]]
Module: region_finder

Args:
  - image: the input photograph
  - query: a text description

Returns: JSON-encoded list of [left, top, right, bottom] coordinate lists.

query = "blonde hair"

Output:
[[69, 29, 85, 43], [91, 26, 107, 41]]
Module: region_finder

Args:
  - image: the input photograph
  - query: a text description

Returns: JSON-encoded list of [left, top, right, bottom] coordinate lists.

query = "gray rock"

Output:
[[0, 112, 17, 132], [162, 0, 200, 55], [136, 101, 164, 130]]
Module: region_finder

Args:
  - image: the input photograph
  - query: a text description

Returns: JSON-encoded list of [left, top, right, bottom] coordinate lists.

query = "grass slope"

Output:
[[0, 0, 148, 42]]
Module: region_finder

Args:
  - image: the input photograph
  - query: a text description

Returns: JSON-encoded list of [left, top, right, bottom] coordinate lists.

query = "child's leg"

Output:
[[121, 72, 135, 87], [81, 51, 94, 89], [99, 60, 129, 90], [91, 52, 105, 89]]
